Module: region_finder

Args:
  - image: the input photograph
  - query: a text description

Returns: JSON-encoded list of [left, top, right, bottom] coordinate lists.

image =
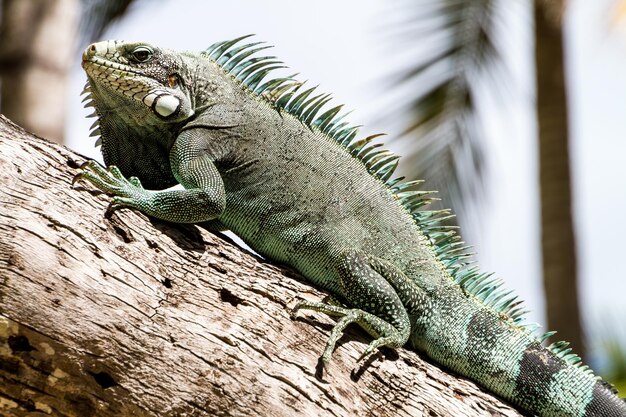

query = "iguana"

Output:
[[75, 36, 626, 416]]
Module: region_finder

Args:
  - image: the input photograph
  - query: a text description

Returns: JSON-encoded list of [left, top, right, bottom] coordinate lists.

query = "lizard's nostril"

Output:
[[83, 45, 93, 62]]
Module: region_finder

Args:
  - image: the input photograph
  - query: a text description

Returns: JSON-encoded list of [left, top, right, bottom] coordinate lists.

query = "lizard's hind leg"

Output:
[[294, 251, 427, 363]]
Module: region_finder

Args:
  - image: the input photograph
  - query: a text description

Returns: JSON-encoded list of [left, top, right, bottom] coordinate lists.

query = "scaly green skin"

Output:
[[76, 38, 626, 416]]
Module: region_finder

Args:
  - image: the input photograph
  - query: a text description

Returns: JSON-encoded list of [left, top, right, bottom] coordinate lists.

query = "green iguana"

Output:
[[75, 36, 626, 416]]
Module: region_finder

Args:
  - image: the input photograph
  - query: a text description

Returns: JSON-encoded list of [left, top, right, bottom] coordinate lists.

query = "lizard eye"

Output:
[[131, 46, 153, 63]]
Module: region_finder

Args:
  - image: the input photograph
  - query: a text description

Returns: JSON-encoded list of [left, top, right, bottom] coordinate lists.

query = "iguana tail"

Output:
[[412, 289, 626, 416], [506, 341, 626, 416]]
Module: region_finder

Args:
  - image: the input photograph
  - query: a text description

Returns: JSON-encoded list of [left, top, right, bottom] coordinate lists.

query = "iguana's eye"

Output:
[[131, 46, 153, 63]]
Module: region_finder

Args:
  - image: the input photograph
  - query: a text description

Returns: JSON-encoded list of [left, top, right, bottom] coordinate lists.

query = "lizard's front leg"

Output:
[[73, 128, 226, 223]]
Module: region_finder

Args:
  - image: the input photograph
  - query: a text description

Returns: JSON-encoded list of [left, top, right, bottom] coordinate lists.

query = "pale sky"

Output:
[[66, 0, 626, 366]]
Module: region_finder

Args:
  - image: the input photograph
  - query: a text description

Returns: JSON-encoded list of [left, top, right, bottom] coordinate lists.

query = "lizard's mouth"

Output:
[[82, 41, 141, 81]]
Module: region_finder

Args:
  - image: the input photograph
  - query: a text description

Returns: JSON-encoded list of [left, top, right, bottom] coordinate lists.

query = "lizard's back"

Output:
[[212, 90, 435, 291]]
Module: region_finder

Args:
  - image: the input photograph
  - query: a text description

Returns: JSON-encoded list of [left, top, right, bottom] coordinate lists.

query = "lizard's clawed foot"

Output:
[[73, 160, 143, 191], [293, 300, 404, 365], [72, 160, 145, 211]]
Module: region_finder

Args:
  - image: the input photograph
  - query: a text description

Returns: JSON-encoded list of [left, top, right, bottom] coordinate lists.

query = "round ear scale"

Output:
[[153, 94, 181, 117]]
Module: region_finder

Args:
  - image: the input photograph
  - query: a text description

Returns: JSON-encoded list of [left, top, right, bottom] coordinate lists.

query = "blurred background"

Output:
[[0, 0, 624, 393]]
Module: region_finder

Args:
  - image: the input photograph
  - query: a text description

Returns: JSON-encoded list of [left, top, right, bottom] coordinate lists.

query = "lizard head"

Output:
[[81, 40, 201, 189], [82, 40, 195, 123]]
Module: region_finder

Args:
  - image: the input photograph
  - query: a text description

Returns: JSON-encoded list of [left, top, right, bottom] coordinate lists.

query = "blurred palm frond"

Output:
[[79, 0, 141, 45], [385, 0, 509, 222]]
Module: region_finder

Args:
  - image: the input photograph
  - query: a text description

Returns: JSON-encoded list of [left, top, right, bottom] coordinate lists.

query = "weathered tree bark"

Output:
[[0, 115, 522, 417]]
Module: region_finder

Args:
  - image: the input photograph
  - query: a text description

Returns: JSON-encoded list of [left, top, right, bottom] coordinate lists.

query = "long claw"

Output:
[[72, 160, 93, 186], [78, 160, 91, 170], [357, 337, 392, 362], [105, 199, 124, 217], [71, 172, 84, 186]]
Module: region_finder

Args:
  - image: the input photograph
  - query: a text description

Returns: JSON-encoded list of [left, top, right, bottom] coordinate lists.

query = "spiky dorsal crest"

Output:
[[204, 35, 401, 184], [203, 36, 590, 373]]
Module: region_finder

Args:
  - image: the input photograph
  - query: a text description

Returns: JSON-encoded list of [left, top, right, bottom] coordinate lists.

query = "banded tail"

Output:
[[413, 288, 626, 416]]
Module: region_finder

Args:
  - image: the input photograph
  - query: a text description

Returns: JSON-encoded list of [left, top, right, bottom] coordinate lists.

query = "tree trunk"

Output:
[[534, 0, 584, 357], [0, 0, 79, 143], [0, 115, 522, 416]]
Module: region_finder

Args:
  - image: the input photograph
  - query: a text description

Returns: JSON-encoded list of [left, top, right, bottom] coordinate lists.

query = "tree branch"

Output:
[[0, 115, 522, 417]]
